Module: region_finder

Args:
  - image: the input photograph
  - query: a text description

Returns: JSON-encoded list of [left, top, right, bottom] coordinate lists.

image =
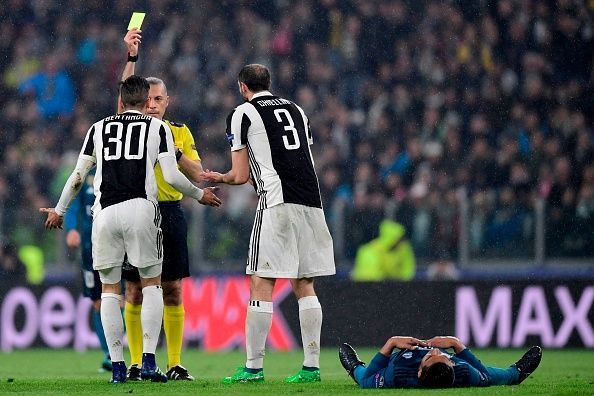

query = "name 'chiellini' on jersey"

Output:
[[226, 91, 322, 211]]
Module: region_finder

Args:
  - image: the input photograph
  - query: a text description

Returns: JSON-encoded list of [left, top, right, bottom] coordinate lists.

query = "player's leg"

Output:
[[98, 269, 126, 383], [482, 366, 520, 385], [162, 280, 184, 368], [284, 277, 322, 383], [91, 299, 112, 371], [92, 205, 127, 383], [123, 198, 167, 382], [222, 275, 275, 384], [285, 204, 336, 383], [162, 279, 194, 380], [122, 261, 143, 379], [486, 346, 542, 385], [223, 206, 291, 384], [81, 246, 111, 371], [137, 269, 167, 382], [247, 275, 276, 370], [338, 343, 386, 389], [353, 365, 389, 388], [123, 278, 143, 379], [159, 201, 194, 380], [338, 343, 367, 386]]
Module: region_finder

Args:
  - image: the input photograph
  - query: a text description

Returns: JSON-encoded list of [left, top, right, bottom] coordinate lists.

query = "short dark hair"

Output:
[[419, 362, 455, 388], [119, 75, 149, 107], [238, 64, 271, 92]]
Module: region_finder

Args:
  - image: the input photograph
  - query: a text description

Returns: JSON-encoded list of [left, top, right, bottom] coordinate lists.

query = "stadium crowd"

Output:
[[0, 0, 592, 271]]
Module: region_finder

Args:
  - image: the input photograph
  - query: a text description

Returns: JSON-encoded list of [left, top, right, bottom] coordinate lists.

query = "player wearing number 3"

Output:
[[202, 64, 336, 384]]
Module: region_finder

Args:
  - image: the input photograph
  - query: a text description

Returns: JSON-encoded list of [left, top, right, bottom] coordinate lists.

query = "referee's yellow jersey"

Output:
[[155, 120, 201, 202]]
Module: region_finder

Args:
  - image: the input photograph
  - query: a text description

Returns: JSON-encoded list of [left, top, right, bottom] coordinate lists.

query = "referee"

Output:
[[119, 28, 203, 381]]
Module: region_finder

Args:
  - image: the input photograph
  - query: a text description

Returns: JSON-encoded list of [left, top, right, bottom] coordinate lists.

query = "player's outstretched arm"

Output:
[[55, 157, 95, 215], [160, 155, 221, 207], [177, 148, 205, 183], [201, 149, 249, 185], [41, 156, 95, 230]]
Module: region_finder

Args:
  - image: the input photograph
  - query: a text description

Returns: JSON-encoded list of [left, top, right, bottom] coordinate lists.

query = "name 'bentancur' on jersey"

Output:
[[53, 111, 210, 217]]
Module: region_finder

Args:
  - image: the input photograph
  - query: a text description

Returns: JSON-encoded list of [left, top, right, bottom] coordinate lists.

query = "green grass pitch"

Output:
[[0, 348, 592, 395]]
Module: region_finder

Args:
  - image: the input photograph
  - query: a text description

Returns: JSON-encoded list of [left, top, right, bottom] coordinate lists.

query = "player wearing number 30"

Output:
[[41, 76, 221, 384], [203, 64, 335, 384]]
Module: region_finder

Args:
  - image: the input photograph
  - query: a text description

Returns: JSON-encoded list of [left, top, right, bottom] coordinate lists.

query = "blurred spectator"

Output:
[[352, 220, 415, 281], [18, 245, 45, 285], [0, 243, 27, 283], [0, 0, 592, 268], [3, 41, 39, 89], [484, 186, 528, 253], [426, 257, 460, 281], [19, 52, 75, 119]]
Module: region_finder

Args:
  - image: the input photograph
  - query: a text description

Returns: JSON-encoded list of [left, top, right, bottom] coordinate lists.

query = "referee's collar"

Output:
[[251, 91, 273, 100], [122, 110, 143, 114]]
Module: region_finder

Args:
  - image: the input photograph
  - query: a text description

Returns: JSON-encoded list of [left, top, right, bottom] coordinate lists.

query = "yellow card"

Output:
[[127, 12, 145, 30]]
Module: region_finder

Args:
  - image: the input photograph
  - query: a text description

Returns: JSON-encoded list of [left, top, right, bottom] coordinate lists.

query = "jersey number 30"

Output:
[[104, 122, 147, 161]]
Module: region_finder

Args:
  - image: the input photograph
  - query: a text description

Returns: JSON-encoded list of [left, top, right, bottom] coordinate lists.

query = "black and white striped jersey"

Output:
[[79, 110, 175, 211], [226, 91, 322, 210]]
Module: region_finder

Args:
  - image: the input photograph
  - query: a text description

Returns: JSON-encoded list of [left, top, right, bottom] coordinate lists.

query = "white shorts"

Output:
[[98, 264, 162, 284], [246, 203, 336, 279], [92, 198, 163, 271]]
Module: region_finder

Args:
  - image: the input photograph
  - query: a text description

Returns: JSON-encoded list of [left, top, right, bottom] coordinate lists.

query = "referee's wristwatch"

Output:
[[127, 52, 138, 62], [175, 148, 183, 161]]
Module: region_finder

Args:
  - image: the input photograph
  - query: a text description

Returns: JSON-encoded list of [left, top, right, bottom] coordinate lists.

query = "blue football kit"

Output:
[[354, 346, 520, 388]]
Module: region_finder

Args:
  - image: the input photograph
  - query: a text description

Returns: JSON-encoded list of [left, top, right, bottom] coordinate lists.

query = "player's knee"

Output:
[[250, 276, 275, 301], [125, 281, 143, 305], [102, 282, 121, 295], [162, 280, 182, 305], [291, 278, 315, 299]]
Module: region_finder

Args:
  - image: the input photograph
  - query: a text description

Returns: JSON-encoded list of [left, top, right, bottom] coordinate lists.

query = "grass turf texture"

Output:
[[0, 348, 592, 395]]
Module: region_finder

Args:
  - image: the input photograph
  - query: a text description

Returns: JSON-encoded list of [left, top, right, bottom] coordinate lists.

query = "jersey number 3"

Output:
[[104, 122, 147, 161], [274, 109, 300, 150]]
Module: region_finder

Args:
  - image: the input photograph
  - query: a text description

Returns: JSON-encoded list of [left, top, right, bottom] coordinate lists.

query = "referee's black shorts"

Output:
[[122, 200, 190, 283]]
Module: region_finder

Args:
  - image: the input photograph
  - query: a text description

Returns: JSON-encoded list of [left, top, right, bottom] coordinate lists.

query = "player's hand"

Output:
[[39, 208, 64, 230], [199, 187, 222, 207], [66, 230, 81, 249], [426, 336, 465, 353], [124, 28, 142, 56], [389, 336, 427, 350], [380, 336, 426, 356], [201, 170, 225, 183]]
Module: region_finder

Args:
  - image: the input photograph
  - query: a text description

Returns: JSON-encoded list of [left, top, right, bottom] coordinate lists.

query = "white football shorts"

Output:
[[92, 198, 163, 271], [246, 203, 336, 278], [98, 264, 162, 284]]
